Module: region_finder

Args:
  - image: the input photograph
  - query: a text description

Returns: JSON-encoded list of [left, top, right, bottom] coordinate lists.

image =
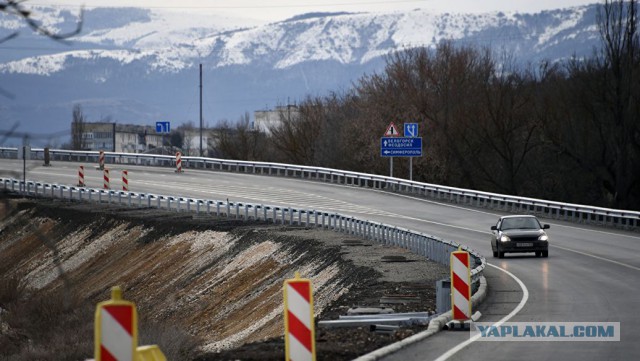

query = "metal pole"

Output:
[[199, 63, 203, 157], [390, 157, 393, 178], [410, 157, 413, 181], [22, 145, 26, 192]]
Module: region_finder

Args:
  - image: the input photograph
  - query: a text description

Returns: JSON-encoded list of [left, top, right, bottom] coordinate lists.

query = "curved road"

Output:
[[2, 159, 639, 360]]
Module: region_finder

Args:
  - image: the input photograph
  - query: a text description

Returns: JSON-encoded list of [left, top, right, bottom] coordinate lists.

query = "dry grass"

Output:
[[139, 319, 203, 360], [0, 274, 200, 360], [0, 281, 93, 361], [0, 275, 26, 307]]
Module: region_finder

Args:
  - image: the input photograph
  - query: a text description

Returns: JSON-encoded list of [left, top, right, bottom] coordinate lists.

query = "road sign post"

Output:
[[380, 137, 423, 157], [404, 123, 418, 137], [156, 122, 171, 155], [384, 122, 401, 177], [403, 123, 419, 181], [155, 122, 170, 134]]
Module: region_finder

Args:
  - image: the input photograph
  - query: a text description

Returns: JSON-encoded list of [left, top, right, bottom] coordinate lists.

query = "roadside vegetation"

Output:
[[0, 274, 94, 360], [216, 0, 640, 211]]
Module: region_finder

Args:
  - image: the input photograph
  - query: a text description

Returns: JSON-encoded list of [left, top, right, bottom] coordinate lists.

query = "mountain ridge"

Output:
[[0, 4, 603, 146]]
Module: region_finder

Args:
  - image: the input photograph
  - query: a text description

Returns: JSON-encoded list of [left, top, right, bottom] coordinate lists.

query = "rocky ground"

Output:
[[0, 194, 448, 360]]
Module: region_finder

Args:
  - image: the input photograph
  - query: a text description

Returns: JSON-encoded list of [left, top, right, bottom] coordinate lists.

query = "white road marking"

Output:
[[433, 263, 529, 361], [133, 179, 399, 218], [551, 244, 640, 272], [15, 165, 640, 271], [371, 189, 640, 240], [547, 223, 640, 240]]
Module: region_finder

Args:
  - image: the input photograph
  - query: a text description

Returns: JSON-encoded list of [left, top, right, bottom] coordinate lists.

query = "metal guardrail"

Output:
[[1, 147, 638, 228], [1, 177, 486, 288]]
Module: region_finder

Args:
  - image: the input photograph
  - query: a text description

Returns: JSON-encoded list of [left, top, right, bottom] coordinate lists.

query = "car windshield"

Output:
[[501, 217, 540, 230]]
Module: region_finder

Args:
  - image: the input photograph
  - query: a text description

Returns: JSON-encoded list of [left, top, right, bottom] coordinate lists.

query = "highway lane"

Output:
[[2, 159, 639, 360]]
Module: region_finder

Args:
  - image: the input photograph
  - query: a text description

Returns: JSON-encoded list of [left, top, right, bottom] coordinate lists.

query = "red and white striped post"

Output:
[[103, 168, 110, 190], [451, 247, 471, 321], [94, 286, 138, 361], [98, 150, 105, 170], [77, 165, 85, 187], [175, 152, 183, 173], [122, 170, 129, 191], [284, 272, 316, 361]]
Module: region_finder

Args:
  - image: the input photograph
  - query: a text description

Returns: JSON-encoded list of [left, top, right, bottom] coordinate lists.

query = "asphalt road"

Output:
[[2, 159, 639, 360]]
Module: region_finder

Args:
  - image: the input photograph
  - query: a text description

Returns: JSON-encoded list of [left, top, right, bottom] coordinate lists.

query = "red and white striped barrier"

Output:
[[95, 286, 138, 361], [175, 152, 183, 173], [99, 150, 105, 170], [122, 170, 128, 191], [77, 165, 85, 187], [284, 272, 316, 361], [103, 168, 110, 189], [451, 247, 471, 320]]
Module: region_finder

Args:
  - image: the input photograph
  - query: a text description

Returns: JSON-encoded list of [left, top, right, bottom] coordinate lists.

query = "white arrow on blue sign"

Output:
[[404, 123, 418, 137], [156, 121, 171, 134], [380, 137, 422, 157]]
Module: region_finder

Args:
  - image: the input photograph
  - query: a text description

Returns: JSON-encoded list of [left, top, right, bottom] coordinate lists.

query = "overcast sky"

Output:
[[33, 0, 600, 22]]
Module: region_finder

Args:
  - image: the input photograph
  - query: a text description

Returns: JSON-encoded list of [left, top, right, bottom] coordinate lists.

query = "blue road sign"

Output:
[[156, 121, 171, 134], [404, 123, 419, 137], [380, 137, 422, 157]]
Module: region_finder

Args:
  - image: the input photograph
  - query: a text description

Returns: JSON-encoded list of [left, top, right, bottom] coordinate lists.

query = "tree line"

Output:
[[217, 1, 640, 211]]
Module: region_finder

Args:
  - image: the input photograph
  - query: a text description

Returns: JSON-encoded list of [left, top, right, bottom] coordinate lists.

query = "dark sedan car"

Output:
[[490, 215, 550, 258]]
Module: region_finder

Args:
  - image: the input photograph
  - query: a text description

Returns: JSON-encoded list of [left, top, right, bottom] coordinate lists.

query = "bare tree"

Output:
[[70, 104, 86, 150], [268, 104, 322, 165], [538, 0, 640, 208], [469, 56, 542, 195], [178, 122, 195, 155], [0, 1, 83, 44], [214, 113, 267, 161]]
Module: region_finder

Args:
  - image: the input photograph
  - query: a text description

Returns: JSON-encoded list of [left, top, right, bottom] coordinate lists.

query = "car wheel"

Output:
[[498, 251, 505, 259], [542, 250, 549, 258], [493, 250, 498, 258], [535, 251, 542, 257]]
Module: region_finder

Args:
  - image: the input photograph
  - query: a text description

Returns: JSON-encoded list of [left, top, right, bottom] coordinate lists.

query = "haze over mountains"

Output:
[[0, 4, 602, 146]]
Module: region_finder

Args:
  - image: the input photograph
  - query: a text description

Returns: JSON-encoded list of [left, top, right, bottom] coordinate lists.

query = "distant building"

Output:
[[254, 105, 299, 135], [180, 128, 213, 156], [75, 122, 164, 153]]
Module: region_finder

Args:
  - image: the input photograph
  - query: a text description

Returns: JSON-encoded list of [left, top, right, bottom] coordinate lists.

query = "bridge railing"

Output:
[[1, 147, 638, 229], [1, 178, 486, 290]]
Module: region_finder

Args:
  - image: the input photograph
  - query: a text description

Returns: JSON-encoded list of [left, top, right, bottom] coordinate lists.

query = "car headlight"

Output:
[[500, 235, 511, 242], [538, 234, 549, 241]]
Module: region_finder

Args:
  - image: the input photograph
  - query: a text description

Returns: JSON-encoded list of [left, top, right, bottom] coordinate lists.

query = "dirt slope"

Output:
[[0, 196, 447, 360]]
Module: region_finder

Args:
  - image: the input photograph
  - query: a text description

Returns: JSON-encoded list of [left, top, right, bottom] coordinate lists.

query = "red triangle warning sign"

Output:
[[384, 122, 400, 137]]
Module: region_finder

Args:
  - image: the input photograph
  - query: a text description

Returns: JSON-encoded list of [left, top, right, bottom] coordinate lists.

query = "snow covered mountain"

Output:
[[0, 4, 602, 146]]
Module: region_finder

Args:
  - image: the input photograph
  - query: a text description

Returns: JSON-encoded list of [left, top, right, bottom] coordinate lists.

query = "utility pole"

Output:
[[199, 63, 203, 157]]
